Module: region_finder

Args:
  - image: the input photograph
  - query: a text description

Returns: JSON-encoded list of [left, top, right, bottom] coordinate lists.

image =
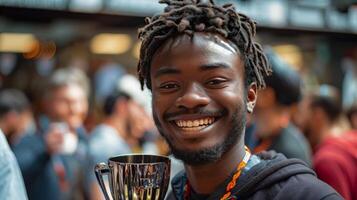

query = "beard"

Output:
[[153, 106, 246, 166]]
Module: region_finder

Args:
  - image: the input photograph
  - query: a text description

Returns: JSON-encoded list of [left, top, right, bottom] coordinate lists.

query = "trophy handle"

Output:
[[94, 163, 111, 200]]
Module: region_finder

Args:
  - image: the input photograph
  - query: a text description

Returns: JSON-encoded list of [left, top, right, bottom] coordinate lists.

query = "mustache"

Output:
[[163, 108, 227, 120]]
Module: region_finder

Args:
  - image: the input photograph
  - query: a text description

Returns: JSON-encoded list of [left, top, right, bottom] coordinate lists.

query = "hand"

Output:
[[44, 127, 64, 155]]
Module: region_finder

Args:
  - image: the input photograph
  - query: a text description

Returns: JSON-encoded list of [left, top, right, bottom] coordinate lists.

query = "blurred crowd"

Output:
[[0, 47, 356, 200]]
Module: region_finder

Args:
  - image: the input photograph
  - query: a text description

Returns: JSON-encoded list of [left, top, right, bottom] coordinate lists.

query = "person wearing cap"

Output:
[[251, 48, 312, 166]]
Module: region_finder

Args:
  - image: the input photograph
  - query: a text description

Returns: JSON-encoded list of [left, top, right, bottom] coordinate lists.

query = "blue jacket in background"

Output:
[[12, 126, 93, 200]]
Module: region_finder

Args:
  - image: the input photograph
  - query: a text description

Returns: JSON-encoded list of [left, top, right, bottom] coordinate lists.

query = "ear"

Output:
[[246, 82, 258, 113]]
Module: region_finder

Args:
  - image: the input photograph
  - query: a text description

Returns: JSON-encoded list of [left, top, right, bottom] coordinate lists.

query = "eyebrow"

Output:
[[154, 67, 180, 78]]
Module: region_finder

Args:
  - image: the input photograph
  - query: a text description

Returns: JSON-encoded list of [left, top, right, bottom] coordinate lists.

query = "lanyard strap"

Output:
[[184, 146, 251, 200]]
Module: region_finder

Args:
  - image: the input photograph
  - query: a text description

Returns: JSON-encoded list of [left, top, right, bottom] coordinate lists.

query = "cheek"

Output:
[[53, 101, 68, 116], [152, 92, 172, 114], [212, 84, 245, 110], [74, 100, 88, 115], [152, 98, 165, 123], [307, 116, 317, 130]]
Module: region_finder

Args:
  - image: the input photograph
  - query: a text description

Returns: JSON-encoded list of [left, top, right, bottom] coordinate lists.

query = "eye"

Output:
[[158, 82, 180, 92], [206, 78, 228, 88]]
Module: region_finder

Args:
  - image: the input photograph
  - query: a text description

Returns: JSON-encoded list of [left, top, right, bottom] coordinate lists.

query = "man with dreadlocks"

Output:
[[137, 0, 342, 199]]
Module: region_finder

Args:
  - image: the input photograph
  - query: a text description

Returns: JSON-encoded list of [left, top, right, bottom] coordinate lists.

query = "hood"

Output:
[[170, 151, 315, 200], [232, 151, 315, 198]]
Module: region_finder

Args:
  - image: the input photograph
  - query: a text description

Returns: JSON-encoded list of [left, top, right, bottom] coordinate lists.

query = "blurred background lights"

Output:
[[0, 33, 37, 53], [267, 1, 287, 25], [132, 41, 141, 60], [23, 40, 40, 59], [273, 44, 303, 71], [23, 41, 56, 60], [90, 33, 132, 55]]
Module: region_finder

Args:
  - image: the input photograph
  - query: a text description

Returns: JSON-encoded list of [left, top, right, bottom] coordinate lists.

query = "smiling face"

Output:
[[150, 33, 257, 165], [49, 84, 88, 130]]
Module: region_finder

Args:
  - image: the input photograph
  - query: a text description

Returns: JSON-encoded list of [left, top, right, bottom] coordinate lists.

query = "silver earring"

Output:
[[247, 104, 254, 113]]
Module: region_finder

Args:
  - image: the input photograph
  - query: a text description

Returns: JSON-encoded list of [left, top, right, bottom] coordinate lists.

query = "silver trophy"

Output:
[[95, 154, 171, 200]]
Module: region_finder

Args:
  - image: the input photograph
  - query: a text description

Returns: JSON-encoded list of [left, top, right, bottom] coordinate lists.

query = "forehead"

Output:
[[52, 84, 86, 99], [151, 33, 243, 70], [154, 32, 239, 57]]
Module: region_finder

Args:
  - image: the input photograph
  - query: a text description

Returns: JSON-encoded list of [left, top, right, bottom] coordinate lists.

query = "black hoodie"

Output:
[[167, 152, 342, 200]]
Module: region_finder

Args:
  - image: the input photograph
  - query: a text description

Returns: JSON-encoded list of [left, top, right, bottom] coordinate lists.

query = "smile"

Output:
[[174, 117, 215, 131]]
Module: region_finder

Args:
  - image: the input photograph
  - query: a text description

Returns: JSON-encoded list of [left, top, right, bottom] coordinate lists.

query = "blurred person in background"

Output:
[[12, 67, 92, 200], [93, 61, 125, 104], [302, 85, 357, 200], [116, 74, 159, 154], [251, 48, 312, 166], [342, 47, 357, 110], [0, 129, 28, 200], [89, 92, 157, 199], [89, 75, 159, 200], [346, 103, 357, 130], [89, 92, 132, 165], [302, 85, 342, 149], [291, 91, 311, 133], [89, 92, 132, 200], [0, 89, 34, 146], [126, 98, 159, 153]]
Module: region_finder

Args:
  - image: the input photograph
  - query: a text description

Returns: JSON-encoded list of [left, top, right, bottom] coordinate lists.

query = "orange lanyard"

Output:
[[184, 146, 251, 200]]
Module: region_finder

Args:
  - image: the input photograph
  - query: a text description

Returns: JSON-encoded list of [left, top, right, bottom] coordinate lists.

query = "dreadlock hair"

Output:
[[137, 0, 272, 90]]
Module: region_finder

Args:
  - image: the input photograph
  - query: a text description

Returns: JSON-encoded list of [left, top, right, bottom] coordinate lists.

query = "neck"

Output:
[[184, 138, 245, 195]]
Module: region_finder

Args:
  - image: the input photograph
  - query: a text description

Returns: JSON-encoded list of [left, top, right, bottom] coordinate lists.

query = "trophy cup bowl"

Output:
[[94, 154, 171, 200]]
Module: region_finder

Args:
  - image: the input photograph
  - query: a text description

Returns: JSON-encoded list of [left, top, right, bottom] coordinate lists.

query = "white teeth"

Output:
[[175, 117, 215, 128], [204, 118, 208, 125], [182, 126, 204, 131], [187, 121, 192, 127], [193, 120, 197, 126]]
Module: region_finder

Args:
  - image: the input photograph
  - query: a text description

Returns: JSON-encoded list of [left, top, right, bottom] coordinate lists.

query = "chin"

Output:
[[68, 121, 82, 130], [167, 116, 244, 165], [169, 142, 227, 166]]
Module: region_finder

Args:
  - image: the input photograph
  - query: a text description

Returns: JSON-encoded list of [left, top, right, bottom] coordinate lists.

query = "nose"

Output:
[[175, 83, 210, 109]]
